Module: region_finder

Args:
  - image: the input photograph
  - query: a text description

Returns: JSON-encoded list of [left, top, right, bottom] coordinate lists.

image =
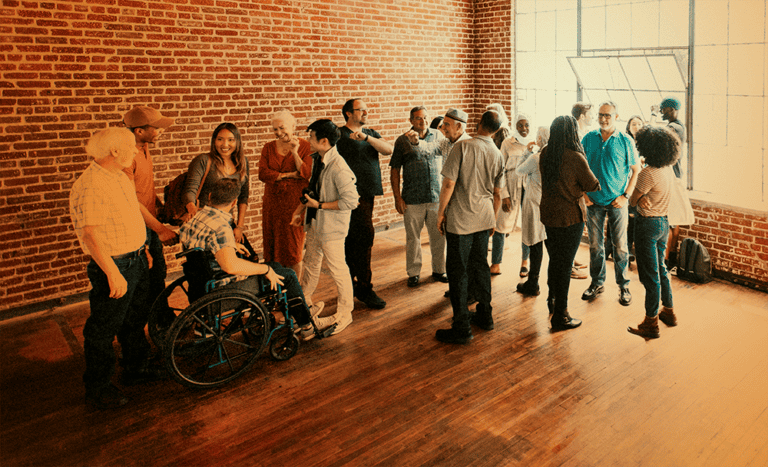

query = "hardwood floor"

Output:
[[2, 227, 767, 467]]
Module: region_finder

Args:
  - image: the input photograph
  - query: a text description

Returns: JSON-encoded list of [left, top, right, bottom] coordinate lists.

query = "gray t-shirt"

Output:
[[441, 135, 505, 235]]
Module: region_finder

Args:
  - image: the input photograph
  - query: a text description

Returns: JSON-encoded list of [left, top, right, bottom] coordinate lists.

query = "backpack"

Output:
[[676, 237, 712, 283], [157, 157, 211, 226]]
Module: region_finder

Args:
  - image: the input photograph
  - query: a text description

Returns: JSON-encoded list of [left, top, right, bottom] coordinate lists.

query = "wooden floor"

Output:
[[2, 227, 767, 467]]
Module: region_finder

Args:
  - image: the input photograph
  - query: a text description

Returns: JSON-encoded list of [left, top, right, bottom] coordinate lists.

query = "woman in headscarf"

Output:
[[493, 113, 535, 276]]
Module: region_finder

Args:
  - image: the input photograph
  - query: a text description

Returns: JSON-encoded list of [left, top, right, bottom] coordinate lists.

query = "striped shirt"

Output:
[[70, 160, 147, 257], [635, 165, 674, 217]]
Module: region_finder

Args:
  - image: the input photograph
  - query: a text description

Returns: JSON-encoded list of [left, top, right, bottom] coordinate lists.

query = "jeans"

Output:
[[83, 250, 150, 392], [446, 230, 492, 333], [491, 231, 505, 265], [634, 216, 674, 317], [226, 262, 311, 326], [586, 204, 630, 287], [145, 228, 168, 314], [404, 202, 445, 277], [345, 196, 375, 292], [544, 222, 584, 314]]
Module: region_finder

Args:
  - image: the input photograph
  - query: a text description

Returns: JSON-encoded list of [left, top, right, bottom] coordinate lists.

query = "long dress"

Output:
[[495, 136, 526, 233], [515, 151, 547, 246], [258, 139, 313, 266]]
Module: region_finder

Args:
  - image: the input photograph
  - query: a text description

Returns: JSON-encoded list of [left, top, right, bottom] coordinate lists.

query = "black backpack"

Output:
[[676, 238, 712, 283]]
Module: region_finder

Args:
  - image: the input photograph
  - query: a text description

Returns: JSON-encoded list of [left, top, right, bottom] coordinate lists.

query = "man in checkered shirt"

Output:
[[70, 127, 163, 410]]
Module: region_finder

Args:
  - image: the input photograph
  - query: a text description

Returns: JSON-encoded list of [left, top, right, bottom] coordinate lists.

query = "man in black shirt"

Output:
[[336, 99, 394, 309]]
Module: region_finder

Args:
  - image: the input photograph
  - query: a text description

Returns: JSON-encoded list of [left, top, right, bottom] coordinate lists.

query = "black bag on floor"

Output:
[[676, 237, 712, 283]]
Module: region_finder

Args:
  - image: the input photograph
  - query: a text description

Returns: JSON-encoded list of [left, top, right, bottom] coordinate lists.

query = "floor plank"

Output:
[[1, 226, 767, 467]]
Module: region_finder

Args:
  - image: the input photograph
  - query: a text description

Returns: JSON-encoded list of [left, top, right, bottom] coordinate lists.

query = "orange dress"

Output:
[[258, 138, 313, 266]]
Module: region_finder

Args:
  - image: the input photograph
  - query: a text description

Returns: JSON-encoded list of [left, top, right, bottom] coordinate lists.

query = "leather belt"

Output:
[[112, 245, 146, 260]]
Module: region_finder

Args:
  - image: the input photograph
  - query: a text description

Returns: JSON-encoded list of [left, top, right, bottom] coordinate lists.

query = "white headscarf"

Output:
[[511, 113, 533, 146], [486, 103, 510, 130]]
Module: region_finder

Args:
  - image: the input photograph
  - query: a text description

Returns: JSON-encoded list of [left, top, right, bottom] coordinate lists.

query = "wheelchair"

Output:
[[148, 247, 335, 389]]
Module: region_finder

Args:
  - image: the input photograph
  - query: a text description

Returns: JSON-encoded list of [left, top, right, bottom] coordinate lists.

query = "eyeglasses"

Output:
[[598, 113, 613, 118], [353, 108, 368, 113]]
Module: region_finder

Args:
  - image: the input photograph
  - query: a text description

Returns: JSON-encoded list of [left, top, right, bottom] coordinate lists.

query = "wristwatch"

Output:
[[622, 193, 629, 199], [318, 202, 323, 210]]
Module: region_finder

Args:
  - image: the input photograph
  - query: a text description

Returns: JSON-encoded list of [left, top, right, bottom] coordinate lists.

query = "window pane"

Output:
[[659, 0, 689, 47], [556, 51, 577, 91], [536, 10, 557, 52], [692, 94, 726, 146], [607, 90, 641, 121], [729, 0, 765, 45], [631, 1, 659, 48], [694, 45, 728, 95], [517, 13, 536, 52], [728, 96, 763, 148], [647, 55, 686, 92], [556, 8, 577, 51], [621, 56, 656, 92], [694, 0, 728, 46], [606, 4, 631, 50], [582, 6, 606, 50], [728, 44, 765, 97], [634, 91, 664, 122]]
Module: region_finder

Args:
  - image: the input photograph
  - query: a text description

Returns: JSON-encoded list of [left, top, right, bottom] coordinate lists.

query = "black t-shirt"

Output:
[[336, 126, 384, 198], [668, 119, 685, 179]]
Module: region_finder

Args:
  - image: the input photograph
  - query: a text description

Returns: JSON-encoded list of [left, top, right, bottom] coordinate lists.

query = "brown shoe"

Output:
[[659, 307, 677, 327], [571, 266, 588, 280], [628, 315, 660, 339]]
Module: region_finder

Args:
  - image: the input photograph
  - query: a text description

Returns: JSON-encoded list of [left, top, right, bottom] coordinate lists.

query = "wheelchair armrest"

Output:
[[176, 247, 204, 260]]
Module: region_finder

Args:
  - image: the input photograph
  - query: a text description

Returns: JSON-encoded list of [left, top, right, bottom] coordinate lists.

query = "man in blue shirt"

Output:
[[390, 106, 448, 288], [581, 101, 641, 306]]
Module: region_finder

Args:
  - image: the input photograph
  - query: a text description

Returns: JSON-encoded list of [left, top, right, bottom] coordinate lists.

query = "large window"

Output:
[[516, 0, 767, 210]]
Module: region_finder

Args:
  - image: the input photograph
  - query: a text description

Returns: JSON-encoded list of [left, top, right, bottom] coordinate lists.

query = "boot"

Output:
[[516, 277, 540, 296], [550, 308, 582, 332], [627, 315, 660, 339], [547, 297, 555, 320], [658, 306, 677, 327], [470, 303, 494, 331]]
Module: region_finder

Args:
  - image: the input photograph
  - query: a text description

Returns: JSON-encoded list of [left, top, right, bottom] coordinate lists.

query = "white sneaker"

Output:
[[314, 313, 338, 331], [299, 324, 315, 341], [309, 301, 325, 317], [331, 312, 353, 336]]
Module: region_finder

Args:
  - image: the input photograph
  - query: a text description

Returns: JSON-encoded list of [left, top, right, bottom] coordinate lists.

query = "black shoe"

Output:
[[470, 304, 494, 330], [431, 272, 449, 283], [435, 327, 473, 344], [516, 281, 540, 296], [358, 289, 386, 309], [85, 383, 129, 410], [407, 276, 420, 288], [444, 289, 477, 305], [121, 363, 167, 386], [581, 284, 604, 301], [551, 310, 582, 332], [619, 287, 632, 306]]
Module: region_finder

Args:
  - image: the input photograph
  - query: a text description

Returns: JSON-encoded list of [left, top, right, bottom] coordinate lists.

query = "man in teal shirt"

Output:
[[581, 101, 641, 307]]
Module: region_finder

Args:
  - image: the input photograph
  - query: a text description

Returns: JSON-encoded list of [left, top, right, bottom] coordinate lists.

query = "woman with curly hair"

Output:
[[540, 116, 600, 332], [627, 125, 680, 339]]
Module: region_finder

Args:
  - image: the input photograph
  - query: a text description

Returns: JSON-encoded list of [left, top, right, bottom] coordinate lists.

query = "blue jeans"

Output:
[[83, 249, 151, 392], [545, 222, 584, 314], [634, 216, 674, 317], [145, 228, 168, 314], [586, 204, 629, 287], [446, 230, 492, 332], [491, 231, 504, 265]]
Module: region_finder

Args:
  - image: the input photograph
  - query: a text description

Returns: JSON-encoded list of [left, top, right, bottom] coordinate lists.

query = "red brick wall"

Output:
[[470, 0, 513, 121], [682, 200, 768, 291], [0, 0, 480, 312]]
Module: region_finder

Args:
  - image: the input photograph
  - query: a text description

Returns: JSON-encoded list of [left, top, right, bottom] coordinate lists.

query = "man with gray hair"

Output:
[[70, 127, 159, 409], [390, 106, 448, 288]]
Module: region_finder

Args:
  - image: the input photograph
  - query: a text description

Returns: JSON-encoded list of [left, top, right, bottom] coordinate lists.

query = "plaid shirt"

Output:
[[179, 205, 247, 287], [70, 161, 146, 257]]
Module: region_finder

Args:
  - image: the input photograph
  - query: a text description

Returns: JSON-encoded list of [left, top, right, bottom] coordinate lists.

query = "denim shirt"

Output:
[[389, 128, 443, 205]]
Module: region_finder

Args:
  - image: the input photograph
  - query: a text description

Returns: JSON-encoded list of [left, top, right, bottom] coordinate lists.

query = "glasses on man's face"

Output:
[[353, 108, 368, 113], [598, 113, 613, 119]]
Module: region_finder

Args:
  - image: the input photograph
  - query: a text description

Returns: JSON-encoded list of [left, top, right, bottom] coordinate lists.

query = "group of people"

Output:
[[69, 95, 685, 409]]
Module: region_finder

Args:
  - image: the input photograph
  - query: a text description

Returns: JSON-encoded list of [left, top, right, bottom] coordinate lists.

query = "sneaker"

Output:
[[581, 284, 604, 301], [85, 383, 129, 410], [571, 266, 588, 279], [358, 289, 386, 309], [309, 301, 325, 318], [299, 324, 315, 341], [331, 312, 353, 335], [573, 260, 587, 269], [435, 327, 473, 345]]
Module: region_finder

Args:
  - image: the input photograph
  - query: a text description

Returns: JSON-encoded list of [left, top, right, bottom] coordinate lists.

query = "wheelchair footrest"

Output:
[[319, 324, 337, 339]]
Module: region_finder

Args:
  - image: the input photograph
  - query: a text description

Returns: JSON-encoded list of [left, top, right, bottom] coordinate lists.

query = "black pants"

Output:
[[544, 222, 584, 314], [345, 196, 375, 292], [527, 241, 544, 283], [83, 250, 151, 392], [446, 230, 492, 332]]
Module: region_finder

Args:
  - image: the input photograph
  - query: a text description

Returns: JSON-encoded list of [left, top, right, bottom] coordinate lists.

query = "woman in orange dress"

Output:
[[259, 110, 313, 278]]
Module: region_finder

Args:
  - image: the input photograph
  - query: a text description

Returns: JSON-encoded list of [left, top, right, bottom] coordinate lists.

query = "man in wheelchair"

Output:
[[179, 178, 339, 339]]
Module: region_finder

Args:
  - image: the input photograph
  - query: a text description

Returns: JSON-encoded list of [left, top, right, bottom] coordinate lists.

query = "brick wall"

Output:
[[682, 200, 768, 291], [470, 0, 513, 120], [0, 0, 501, 313]]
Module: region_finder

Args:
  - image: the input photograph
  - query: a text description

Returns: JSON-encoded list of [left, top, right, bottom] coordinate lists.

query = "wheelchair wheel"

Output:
[[148, 276, 193, 349], [269, 328, 300, 361], [164, 289, 269, 389]]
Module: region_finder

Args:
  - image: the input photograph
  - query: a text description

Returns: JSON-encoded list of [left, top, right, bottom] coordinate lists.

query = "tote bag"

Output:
[[667, 173, 694, 226]]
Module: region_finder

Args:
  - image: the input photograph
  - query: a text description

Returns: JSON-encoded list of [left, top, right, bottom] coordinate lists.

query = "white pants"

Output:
[[300, 226, 354, 315], [404, 202, 446, 278]]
